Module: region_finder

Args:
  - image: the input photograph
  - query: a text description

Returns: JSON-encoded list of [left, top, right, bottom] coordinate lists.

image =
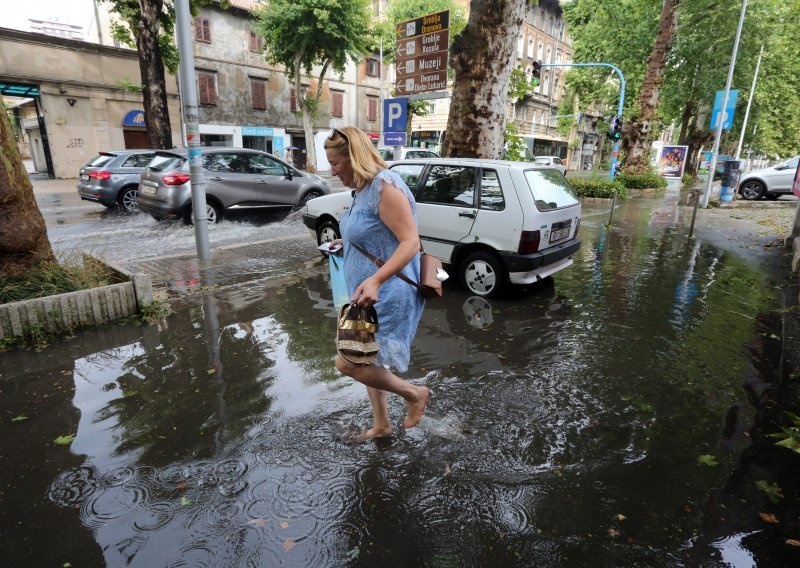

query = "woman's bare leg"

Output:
[[365, 386, 392, 437], [336, 356, 430, 429]]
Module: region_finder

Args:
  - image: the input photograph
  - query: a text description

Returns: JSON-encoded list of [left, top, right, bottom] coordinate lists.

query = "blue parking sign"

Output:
[[383, 98, 407, 133], [709, 90, 738, 130]]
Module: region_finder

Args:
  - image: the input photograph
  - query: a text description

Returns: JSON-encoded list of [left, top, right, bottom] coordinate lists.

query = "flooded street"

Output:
[[2, 188, 799, 566]]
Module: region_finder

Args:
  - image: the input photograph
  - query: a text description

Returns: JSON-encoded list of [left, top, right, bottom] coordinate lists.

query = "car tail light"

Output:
[[162, 174, 191, 186], [518, 230, 541, 254], [88, 171, 112, 180]]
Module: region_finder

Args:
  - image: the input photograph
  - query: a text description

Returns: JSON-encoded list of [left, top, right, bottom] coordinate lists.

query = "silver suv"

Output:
[[137, 148, 330, 224], [738, 156, 800, 200], [77, 150, 156, 213]]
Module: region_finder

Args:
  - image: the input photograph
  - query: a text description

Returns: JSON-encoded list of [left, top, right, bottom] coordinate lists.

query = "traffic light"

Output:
[[532, 60, 541, 87], [608, 115, 623, 141]]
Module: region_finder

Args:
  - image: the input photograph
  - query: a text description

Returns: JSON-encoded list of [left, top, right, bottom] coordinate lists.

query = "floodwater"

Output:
[[2, 188, 799, 566]]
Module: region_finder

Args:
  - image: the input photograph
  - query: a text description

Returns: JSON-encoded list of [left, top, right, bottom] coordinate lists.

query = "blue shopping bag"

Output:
[[329, 255, 349, 310]]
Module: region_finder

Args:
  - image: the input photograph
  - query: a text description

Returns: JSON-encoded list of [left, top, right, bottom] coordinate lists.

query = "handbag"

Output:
[[337, 302, 380, 366], [352, 243, 447, 299]]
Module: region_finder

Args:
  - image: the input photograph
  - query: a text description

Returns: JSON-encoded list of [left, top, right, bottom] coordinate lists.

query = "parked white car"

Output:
[[738, 156, 800, 200], [533, 156, 567, 175], [303, 158, 581, 297], [378, 147, 440, 161]]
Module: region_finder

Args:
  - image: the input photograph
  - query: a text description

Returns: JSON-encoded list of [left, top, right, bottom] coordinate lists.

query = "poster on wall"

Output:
[[658, 145, 689, 179]]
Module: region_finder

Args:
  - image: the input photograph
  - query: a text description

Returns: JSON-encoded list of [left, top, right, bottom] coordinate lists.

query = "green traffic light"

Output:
[[532, 78, 540, 86]]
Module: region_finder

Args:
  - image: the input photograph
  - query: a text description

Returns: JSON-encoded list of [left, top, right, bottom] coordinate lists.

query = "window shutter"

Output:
[[199, 74, 216, 106], [368, 97, 378, 121], [332, 92, 343, 118], [252, 80, 267, 110]]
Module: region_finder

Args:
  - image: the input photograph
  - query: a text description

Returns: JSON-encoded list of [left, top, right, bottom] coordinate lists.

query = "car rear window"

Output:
[[87, 154, 115, 167], [524, 169, 579, 211], [148, 154, 184, 172]]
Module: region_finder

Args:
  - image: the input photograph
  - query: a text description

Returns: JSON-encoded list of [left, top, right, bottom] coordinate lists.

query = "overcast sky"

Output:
[[0, 0, 98, 38]]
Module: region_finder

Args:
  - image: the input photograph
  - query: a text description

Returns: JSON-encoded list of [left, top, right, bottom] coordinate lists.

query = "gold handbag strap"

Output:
[[351, 243, 422, 291]]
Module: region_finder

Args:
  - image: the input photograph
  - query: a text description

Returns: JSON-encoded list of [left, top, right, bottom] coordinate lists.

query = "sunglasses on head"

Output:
[[328, 128, 349, 143]]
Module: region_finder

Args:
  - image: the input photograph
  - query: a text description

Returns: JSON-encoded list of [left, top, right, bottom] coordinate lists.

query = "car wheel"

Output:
[[459, 251, 507, 297], [316, 218, 340, 244], [295, 190, 324, 211], [740, 180, 765, 200], [117, 186, 139, 213], [184, 201, 222, 225]]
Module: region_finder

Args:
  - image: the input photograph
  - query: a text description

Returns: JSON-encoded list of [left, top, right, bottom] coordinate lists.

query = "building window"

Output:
[[537, 42, 544, 61], [331, 91, 343, 118], [517, 35, 524, 58], [367, 96, 378, 121], [366, 57, 379, 76], [194, 17, 211, 43], [251, 79, 267, 110], [248, 31, 263, 52], [198, 73, 217, 105]]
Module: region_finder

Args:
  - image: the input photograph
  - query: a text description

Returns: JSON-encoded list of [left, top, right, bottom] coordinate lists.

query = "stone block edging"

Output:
[[0, 254, 153, 340]]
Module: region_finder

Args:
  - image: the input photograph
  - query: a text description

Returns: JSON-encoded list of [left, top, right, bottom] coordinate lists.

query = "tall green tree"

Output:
[[0, 95, 55, 276], [444, 0, 528, 159], [255, 0, 372, 173], [102, 0, 209, 149]]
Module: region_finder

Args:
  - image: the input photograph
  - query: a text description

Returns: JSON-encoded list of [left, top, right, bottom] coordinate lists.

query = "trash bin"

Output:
[[719, 160, 741, 202]]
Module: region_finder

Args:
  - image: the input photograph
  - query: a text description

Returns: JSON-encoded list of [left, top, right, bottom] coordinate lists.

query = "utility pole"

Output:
[[699, 0, 748, 209], [735, 44, 763, 162], [175, 0, 211, 260]]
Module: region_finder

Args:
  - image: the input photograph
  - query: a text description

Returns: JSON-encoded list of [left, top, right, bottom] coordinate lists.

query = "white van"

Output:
[[303, 158, 581, 297]]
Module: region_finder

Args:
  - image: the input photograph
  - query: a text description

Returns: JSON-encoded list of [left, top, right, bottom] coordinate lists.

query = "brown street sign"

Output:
[[396, 29, 449, 62], [396, 52, 448, 77], [396, 70, 447, 95], [396, 10, 449, 40]]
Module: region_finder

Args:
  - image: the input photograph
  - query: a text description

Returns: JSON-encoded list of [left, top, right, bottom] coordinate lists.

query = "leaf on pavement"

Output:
[[608, 528, 620, 537], [280, 521, 289, 529], [11, 415, 28, 422], [759, 512, 779, 524], [247, 518, 266, 527], [697, 454, 718, 466], [53, 434, 75, 446], [615, 514, 626, 521], [282, 538, 296, 551], [786, 539, 800, 547], [176, 481, 187, 490], [181, 497, 192, 506]]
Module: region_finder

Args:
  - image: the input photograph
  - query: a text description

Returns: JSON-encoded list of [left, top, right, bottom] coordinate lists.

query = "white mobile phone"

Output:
[[318, 242, 342, 253]]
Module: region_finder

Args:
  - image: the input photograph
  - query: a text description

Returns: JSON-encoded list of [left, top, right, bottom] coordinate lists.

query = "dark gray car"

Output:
[[77, 150, 156, 213], [137, 148, 331, 224]]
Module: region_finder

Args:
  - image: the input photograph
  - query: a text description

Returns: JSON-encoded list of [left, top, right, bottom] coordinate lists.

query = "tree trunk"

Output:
[[625, 0, 682, 172], [443, 0, 527, 159], [137, 0, 173, 149], [0, 95, 55, 276]]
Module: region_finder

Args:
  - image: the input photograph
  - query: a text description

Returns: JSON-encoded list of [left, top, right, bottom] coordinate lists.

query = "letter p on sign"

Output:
[[383, 98, 408, 133]]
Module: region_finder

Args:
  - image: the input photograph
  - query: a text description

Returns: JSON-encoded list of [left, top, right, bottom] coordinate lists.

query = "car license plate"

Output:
[[550, 227, 570, 242], [80, 174, 89, 181], [141, 185, 156, 195]]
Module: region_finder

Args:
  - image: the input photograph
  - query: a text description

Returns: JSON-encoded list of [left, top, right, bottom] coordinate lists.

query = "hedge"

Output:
[[566, 176, 628, 201], [615, 172, 667, 189]]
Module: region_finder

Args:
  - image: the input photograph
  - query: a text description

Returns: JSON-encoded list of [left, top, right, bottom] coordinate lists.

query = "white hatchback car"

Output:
[[533, 156, 567, 175], [303, 158, 581, 297]]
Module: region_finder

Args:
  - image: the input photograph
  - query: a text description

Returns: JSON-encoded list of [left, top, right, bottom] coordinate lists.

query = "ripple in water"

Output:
[[79, 483, 150, 529], [48, 466, 98, 507], [131, 500, 175, 532]]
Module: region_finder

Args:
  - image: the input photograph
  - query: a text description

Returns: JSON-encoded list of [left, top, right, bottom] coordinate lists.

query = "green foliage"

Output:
[[117, 77, 143, 93], [769, 411, 800, 454], [566, 176, 627, 200], [0, 259, 114, 304], [755, 480, 784, 504], [616, 172, 667, 189], [681, 173, 694, 187], [697, 454, 718, 466], [137, 299, 173, 325], [503, 121, 528, 162], [374, 0, 467, 64], [53, 434, 76, 446]]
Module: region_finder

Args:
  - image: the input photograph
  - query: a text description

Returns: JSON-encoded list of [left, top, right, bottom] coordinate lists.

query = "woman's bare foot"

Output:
[[403, 386, 430, 429], [345, 426, 392, 444]]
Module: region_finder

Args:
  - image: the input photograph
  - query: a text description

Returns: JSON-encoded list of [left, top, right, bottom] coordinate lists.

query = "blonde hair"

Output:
[[324, 126, 387, 189]]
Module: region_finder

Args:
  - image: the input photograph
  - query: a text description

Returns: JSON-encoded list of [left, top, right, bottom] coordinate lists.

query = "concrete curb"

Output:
[[0, 254, 153, 341]]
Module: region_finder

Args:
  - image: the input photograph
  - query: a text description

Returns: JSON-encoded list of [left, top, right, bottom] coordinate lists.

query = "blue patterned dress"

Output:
[[340, 170, 425, 373]]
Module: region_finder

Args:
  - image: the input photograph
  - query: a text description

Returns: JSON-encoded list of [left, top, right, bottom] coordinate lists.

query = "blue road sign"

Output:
[[384, 132, 407, 146], [383, 98, 408, 133], [710, 89, 739, 130]]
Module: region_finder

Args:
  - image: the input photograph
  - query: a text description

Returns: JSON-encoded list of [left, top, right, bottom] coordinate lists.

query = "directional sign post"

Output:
[[395, 11, 449, 96]]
